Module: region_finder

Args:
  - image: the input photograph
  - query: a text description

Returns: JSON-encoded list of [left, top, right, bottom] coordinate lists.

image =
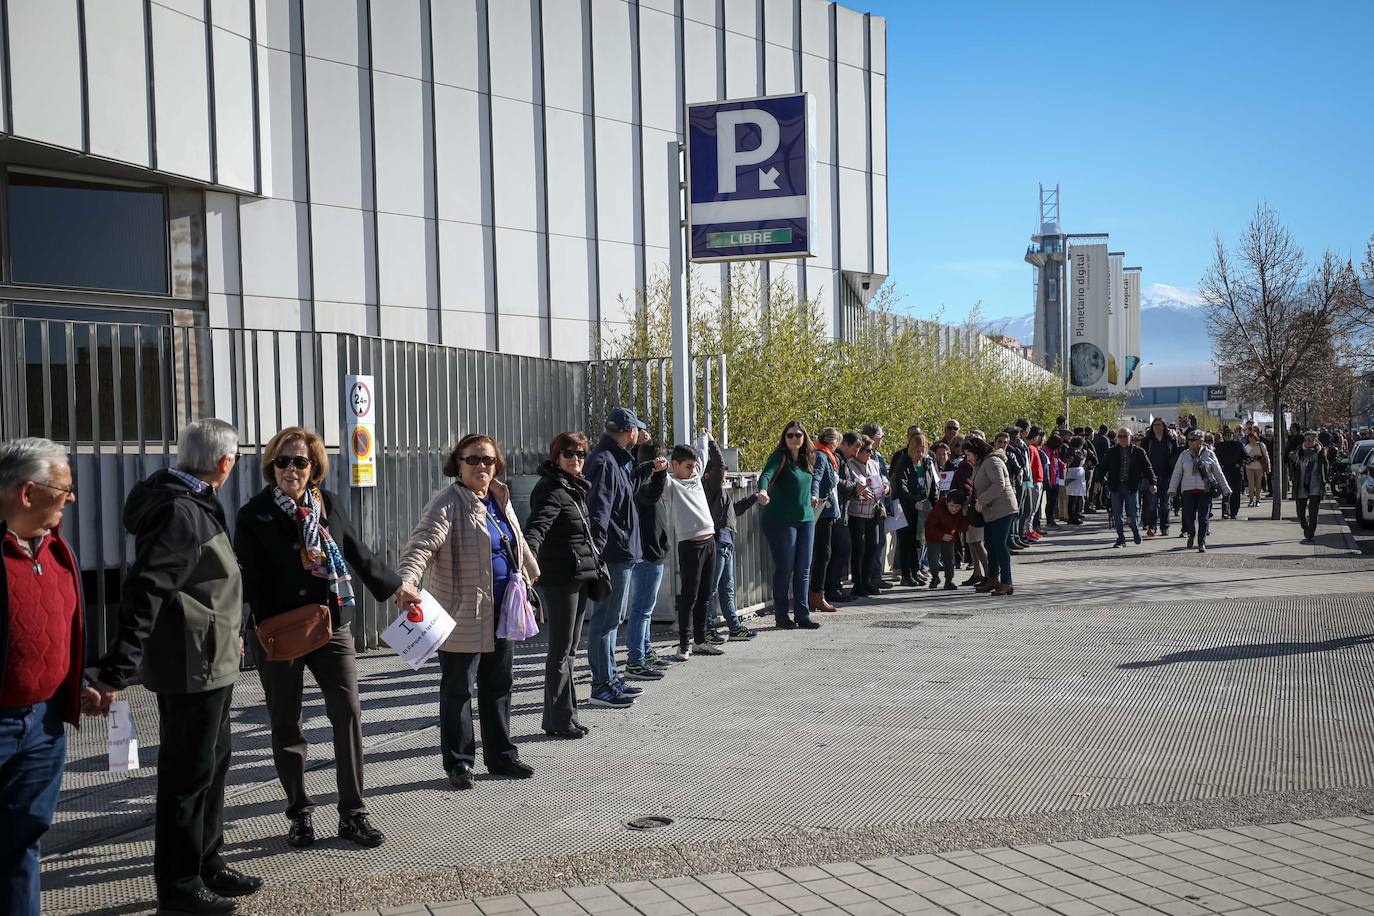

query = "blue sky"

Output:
[[864, 0, 1374, 321]]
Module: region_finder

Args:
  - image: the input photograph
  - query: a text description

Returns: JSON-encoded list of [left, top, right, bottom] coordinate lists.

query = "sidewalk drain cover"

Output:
[[870, 619, 921, 628], [925, 612, 972, 619], [625, 816, 674, 830]]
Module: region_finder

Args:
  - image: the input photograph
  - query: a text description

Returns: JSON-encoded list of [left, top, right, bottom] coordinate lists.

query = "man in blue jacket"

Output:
[[583, 407, 647, 709]]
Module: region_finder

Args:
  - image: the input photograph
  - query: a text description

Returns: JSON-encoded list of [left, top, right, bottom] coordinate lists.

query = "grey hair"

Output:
[[0, 438, 70, 495], [176, 419, 239, 474]]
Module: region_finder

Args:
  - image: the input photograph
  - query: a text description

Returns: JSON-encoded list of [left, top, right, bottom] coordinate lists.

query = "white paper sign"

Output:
[[108, 700, 140, 772], [938, 470, 953, 492], [380, 589, 456, 670], [884, 500, 908, 533]]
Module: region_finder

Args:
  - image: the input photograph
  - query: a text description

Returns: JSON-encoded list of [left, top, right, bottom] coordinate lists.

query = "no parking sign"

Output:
[[346, 374, 376, 487]]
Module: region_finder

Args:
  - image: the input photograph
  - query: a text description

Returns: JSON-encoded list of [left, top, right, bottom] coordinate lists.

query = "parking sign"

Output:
[[687, 93, 816, 262]]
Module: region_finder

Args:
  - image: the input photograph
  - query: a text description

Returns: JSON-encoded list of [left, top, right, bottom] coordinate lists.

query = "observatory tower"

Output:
[[1026, 184, 1068, 372]]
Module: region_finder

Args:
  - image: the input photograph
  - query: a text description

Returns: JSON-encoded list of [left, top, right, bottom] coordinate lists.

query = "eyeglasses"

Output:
[[270, 455, 312, 471], [461, 454, 497, 467], [560, 449, 587, 460], [785, 432, 804, 439], [31, 480, 76, 497]]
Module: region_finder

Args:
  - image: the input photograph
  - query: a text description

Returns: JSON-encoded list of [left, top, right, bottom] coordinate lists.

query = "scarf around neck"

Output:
[[273, 485, 355, 607]]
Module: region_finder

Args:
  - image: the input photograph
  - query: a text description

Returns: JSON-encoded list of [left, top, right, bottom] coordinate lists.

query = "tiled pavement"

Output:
[[366, 816, 1374, 916]]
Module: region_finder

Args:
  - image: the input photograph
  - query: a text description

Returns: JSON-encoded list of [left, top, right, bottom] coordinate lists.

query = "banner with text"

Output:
[[1069, 241, 1112, 394], [1107, 252, 1126, 394], [1123, 267, 1142, 391]]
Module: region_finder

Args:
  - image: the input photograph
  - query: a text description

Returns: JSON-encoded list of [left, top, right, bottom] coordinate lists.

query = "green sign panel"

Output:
[[705, 228, 794, 249]]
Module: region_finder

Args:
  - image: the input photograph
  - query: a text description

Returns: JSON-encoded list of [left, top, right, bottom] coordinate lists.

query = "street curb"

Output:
[[1321, 497, 1360, 553]]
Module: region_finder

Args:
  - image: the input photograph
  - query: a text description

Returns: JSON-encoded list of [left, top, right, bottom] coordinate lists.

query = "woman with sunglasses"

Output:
[[234, 426, 421, 850], [755, 421, 822, 629], [522, 432, 604, 739], [397, 434, 540, 790]]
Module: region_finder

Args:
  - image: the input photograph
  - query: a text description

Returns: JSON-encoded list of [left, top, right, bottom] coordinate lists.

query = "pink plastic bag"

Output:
[[497, 576, 539, 641]]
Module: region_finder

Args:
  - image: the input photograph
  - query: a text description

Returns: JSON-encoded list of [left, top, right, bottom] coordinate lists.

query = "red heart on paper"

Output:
[[406, 607, 424, 623]]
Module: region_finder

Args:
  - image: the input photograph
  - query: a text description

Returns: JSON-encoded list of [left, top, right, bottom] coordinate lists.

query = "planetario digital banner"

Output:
[[1069, 241, 1112, 393], [1107, 251, 1125, 394], [1123, 267, 1142, 391]]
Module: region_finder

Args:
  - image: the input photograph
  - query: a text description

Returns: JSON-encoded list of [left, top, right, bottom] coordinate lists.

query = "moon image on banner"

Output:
[[1070, 342, 1106, 387]]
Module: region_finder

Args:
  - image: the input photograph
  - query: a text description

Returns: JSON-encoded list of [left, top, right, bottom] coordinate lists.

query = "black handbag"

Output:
[[573, 499, 613, 600]]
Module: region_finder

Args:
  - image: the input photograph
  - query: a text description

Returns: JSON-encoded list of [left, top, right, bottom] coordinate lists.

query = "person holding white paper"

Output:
[[398, 434, 540, 791], [234, 426, 419, 850]]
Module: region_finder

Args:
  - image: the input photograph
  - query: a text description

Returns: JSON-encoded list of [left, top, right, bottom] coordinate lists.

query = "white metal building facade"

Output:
[[0, 0, 888, 357]]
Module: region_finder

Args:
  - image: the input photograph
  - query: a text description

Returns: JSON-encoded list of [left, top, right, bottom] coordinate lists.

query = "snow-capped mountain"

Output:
[[990, 283, 1215, 381]]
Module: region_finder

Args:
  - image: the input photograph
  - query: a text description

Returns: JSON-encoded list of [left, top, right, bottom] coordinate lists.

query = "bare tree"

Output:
[[1201, 204, 1357, 518]]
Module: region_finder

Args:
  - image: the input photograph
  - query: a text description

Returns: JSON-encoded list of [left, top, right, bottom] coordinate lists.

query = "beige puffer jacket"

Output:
[[397, 479, 540, 655]]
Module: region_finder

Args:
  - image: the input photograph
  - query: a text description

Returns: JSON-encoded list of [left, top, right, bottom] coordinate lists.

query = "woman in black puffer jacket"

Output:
[[524, 432, 601, 739]]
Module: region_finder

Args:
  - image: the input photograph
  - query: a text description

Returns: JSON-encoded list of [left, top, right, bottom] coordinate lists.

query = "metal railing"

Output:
[[0, 317, 756, 655]]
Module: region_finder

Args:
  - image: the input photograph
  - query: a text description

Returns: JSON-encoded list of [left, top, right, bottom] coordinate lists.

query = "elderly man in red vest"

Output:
[[0, 437, 91, 916]]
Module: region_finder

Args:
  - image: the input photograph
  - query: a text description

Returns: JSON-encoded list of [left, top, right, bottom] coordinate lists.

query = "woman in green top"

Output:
[[755, 421, 822, 629]]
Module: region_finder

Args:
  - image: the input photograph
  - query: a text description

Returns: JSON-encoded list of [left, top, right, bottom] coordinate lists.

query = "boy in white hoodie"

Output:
[[665, 444, 723, 660]]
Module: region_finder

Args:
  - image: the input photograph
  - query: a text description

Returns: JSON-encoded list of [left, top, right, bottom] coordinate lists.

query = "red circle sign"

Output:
[[351, 426, 373, 460]]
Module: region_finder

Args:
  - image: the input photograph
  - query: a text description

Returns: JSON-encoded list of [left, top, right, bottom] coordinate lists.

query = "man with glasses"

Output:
[[88, 418, 261, 916], [1102, 427, 1157, 548], [1, 438, 92, 916]]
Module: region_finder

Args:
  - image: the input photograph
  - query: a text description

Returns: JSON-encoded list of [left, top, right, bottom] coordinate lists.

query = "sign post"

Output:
[[669, 92, 815, 446], [345, 374, 376, 488]]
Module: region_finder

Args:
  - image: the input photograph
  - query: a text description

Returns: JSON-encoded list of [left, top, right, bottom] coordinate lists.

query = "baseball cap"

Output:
[[605, 406, 647, 432]]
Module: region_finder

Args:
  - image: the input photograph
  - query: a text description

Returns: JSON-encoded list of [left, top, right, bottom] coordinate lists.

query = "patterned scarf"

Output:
[[273, 486, 355, 607]]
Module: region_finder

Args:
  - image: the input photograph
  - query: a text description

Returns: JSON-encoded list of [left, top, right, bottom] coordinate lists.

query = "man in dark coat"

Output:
[[89, 419, 261, 915], [1143, 418, 1181, 535], [1102, 426, 1157, 548]]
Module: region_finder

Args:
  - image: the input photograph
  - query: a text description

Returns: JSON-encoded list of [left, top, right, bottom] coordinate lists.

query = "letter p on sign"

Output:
[[716, 109, 780, 194]]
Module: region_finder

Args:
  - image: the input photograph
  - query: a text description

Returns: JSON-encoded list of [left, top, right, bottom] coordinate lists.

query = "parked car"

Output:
[[1337, 440, 1374, 504], [1356, 452, 1374, 529]]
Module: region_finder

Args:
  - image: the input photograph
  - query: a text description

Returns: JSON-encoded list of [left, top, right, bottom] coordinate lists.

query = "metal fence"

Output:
[[0, 317, 766, 658]]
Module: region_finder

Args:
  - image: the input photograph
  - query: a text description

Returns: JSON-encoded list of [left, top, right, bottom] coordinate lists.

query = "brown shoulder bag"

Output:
[[254, 495, 335, 662]]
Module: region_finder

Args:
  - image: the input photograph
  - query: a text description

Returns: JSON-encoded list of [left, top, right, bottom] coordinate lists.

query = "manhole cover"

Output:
[[924, 612, 972, 619], [869, 619, 921, 628], [625, 816, 674, 830]]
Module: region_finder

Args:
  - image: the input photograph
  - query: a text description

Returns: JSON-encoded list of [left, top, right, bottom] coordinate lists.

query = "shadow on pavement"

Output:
[[1119, 634, 1374, 668]]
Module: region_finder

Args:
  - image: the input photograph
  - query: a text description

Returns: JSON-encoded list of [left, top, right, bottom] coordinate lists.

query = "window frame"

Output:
[[2, 165, 173, 297]]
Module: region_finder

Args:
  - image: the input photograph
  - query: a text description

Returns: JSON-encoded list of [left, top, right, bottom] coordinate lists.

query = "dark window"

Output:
[[7, 304, 174, 442], [7, 171, 168, 294]]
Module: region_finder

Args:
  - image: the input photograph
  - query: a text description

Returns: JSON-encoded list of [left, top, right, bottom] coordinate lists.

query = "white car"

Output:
[[1357, 452, 1374, 529]]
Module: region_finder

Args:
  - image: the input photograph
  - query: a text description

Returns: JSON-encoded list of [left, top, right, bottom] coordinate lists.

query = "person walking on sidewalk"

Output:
[[0, 438, 88, 916], [1289, 430, 1330, 543], [1142, 418, 1180, 536], [88, 419, 262, 915], [523, 432, 604, 738], [397, 434, 540, 790], [1103, 427, 1156, 548], [969, 436, 1018, 596], [756, 421, 822, 629], [1214, 427, 1247, 520], [580, 407, 648, 708], [235, 426, 419, 850], [1243, 427, 1270, 507], [1168, 429, 1232, 553]]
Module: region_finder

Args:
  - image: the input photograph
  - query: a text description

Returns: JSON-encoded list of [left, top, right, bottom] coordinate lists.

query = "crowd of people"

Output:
[[0, 408, 1357, 915]]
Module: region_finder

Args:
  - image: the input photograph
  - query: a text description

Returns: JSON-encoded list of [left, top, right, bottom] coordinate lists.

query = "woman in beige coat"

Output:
[[397, 434, 540, 790]]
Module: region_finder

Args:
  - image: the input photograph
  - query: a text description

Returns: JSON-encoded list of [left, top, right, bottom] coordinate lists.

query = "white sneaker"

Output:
[[673, 645, 692, 661], [693, 641, 725, 656]]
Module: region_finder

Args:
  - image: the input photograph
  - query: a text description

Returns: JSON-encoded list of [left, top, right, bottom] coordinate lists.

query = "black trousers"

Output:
[[676, 538, 716, 648], [1068, 495, 1085, 524], [849, 517, 878, 590], [1045, 485, 1060, 523], [257, 624, 365, 818], [928, 540, 956, 582], [809, 516, 834, 594], [896, 524, 921, 580], [154, 685, 232, 899], [437, 628, 517, 772], [826, 520, 852, 595], [1296, 495, 1322, 538], [539, 582, 589, 732]]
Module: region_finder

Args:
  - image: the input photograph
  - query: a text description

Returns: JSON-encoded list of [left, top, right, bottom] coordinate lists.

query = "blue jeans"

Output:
[[710, 539, 741, 633], [1111, 487, 1141, 542], [983, 514, 1014, 584], [585, 560, 635, 691], [626, 560, 664, 666], [1146, 487, 1171, 531], [0, 700, 68, 916], [762, 517, 816, 622]]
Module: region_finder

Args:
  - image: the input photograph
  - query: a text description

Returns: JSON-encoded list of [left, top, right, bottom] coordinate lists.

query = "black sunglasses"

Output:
[[271, 455, 312, 470], [561, 448, 587, 460], [462, 454, 497, 467], [785, 431, 804, 439]]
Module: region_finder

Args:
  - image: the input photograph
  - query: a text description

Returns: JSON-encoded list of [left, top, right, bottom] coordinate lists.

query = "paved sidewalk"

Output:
[[381, 815, 1374, 916], [40, 499, 1374, 914]]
